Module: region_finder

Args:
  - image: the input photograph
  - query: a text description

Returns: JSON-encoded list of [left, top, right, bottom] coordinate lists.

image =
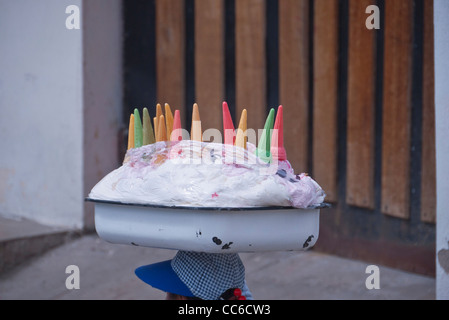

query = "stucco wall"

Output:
[[0, 0, 122, 229], [0, 0, 84, 228], [82, 0, 123, 230], [434, 0, 449, 300]]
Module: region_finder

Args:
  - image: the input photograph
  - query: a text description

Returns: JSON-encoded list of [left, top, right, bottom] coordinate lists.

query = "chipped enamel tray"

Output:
[[86, 198, 330, 253]]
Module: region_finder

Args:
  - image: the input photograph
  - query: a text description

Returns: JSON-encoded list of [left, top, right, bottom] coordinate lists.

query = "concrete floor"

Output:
[[0, 233, 435, 300]]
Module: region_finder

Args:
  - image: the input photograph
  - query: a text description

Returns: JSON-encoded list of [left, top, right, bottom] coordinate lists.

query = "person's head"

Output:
[[135, 251, 246, 300]]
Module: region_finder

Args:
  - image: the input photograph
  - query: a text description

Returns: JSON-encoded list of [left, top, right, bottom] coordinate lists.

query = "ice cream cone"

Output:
[[154, 103, 162, 141], [222, 101, 235, 145], [235, 109, 247, 149], [171, 109, 183, 141], [271, 105, 287, 161], [157, 115, 167, 142], [165, 103, 174, 140], [134, 109, 143, 148], [127, 114, 135, 150], [156, 103, 162, 120], [256, 108, 275, 162], [191, 103, 202, 142], [143, 108, 156, 145]]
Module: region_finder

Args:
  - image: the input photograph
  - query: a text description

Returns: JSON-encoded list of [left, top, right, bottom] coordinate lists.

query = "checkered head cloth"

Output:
[[171, 251, 245, 300]]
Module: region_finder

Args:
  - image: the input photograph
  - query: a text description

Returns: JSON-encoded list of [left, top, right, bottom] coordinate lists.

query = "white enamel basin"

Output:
[[88, 199, 328, 253]]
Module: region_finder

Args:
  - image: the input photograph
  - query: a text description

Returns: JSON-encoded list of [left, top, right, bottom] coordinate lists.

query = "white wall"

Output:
[[83, 0, 123, 230], [0, 0, 122, 229], [434, 0, 449, 300], [0, 0, 83, 228]]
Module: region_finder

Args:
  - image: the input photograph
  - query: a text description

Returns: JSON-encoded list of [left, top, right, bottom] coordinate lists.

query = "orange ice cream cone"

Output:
[[165, 103, 174, 140], [127, 114, 135, 150], [191, 103, 202, 142], [157, 115, 167, 142], [235, 109, 247, 149]]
